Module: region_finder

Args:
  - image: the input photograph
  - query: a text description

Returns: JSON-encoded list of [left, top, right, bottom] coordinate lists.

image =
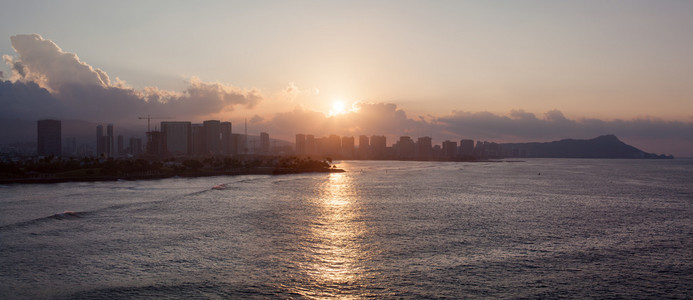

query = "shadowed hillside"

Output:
[[501, 135, 672, 159]]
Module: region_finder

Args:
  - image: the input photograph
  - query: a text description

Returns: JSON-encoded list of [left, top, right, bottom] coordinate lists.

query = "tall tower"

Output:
[[96, 124, 104, 157], [244, 118, 248, 154], [106, 124, 114, 157]]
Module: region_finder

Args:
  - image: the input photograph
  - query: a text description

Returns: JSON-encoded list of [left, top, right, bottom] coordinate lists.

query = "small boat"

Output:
[[212, 184, 227, 190]]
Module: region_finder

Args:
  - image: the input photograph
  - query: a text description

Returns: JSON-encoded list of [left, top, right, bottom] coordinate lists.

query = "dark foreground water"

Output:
[[1, 159, 691, 299]]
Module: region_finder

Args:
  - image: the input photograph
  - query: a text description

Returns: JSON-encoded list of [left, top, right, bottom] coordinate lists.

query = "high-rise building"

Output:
[[327, 135, 341, 157], [416, 136, 432, 159], [341, 136, 355, 158], [117, 135, 124, 156], [459, 139, 475, 157], [474, 141, 485, 157], [442, 140, 458, 159], [37, 119, 61, 156], [191, 124, 206, 155], [129, 137, 143, 156], [161, 121, 192, 156], [203, 120, 221, 155], [295, 134, 306, 155], [106, 124, 114, 157], [96, 124, 104, 157], [221, 122, 232, 155], [96, 124, 114, 157], [396, 136, 416, 159], [146, 131, 163, 156], [370, 135, 386, 158], [260, 132, 270, 154], [358, 135, 370, 159], [230, 133, 246, 155], [306, 134, 316, 156]]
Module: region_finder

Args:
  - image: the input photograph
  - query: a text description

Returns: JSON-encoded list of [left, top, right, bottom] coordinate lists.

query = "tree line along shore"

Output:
[[0, 156, 343, 184]]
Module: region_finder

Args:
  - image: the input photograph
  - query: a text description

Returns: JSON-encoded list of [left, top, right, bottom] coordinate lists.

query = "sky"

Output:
[[1, 1, 692, 156]]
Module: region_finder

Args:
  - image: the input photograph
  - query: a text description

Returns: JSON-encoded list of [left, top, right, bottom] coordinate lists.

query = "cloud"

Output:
[[253, 102, 438, 143], [250, 103, 692, 156], [0, 80, 66, 120], [438, 109, 693, 140], [277, 82, 319, 104], [249, 115, 264, 124], [2, 34, 691, 156], [8, 34, 110, 91], [1, 34, 262, 122]]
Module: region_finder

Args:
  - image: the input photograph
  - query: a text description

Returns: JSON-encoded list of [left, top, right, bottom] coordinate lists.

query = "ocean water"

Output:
[[0, 159, 691, 299]]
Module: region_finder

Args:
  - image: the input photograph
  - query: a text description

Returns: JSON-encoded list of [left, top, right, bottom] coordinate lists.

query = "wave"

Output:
[[0, 210, 87, 231], [65, 281, 299, 299], [0, 177, 265, 231]]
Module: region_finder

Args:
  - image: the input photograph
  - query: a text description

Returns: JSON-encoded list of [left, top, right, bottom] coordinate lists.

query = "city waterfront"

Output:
[[1, 159, 691, 299]]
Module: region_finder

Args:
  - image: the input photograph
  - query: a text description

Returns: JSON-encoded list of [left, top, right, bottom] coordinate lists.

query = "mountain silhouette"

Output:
[[501, 135, 672, 159]]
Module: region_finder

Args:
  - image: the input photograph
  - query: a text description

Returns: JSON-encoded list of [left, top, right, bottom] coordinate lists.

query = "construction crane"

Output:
[[138, 115, 174, 132]]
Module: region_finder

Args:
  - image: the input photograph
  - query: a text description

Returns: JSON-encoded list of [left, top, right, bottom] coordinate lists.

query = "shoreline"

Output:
[[0, 167, 345, 185]]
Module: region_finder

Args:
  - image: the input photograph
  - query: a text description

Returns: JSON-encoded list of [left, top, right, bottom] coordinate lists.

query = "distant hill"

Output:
[[501, 135, 672, 159]]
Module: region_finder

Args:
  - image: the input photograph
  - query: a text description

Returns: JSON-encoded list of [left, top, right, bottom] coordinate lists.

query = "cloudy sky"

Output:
[[1, 1, 692, 156]]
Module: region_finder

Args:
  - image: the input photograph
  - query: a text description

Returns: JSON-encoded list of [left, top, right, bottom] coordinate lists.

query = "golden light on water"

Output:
[[300, 171, 368, 298]]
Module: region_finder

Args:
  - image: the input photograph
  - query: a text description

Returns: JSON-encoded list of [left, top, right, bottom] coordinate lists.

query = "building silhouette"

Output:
[[146, 131, 163, 156], [37, 119, 61, 156], [107, 124, 114, 157], [306, 134, 316, 156], [221, 122, 232, 155], [96, 124, 104, 156], [358, 135, 370, 159], [260, 132, 270, 154], [203, 120, 221, 155], [129, 137, 143, 156], [117, 135, 124, 156], [396, 136, 416, 159], [459, 139, 474, 157], [191, 124, 206, 155], [442, 140, 457, 159], [295, 134, 306, 155], [95, 124, 115, 157], [370, 135, 387, 159], [416, 136, 432, 159], [161, 121, 192, 156], [341, 136, 355, 159]]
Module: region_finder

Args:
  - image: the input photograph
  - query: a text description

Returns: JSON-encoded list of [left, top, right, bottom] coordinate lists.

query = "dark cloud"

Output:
[[0, 80, 66, 120], [1, 34, 262, 123], [439, 110, 693, 140]]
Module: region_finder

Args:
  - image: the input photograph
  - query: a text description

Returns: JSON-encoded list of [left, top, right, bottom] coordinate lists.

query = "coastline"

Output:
[[0, 167, 345, 184]]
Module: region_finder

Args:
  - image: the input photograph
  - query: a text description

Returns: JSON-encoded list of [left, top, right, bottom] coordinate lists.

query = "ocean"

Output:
[[1, 159, 691, 299]]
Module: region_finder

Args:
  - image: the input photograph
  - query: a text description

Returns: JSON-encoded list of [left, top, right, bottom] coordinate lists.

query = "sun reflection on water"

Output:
[[297, 172, 369, 298]]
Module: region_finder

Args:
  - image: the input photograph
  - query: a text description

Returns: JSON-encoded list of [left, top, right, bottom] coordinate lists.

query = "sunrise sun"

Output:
[[329, 100, 347, 116]]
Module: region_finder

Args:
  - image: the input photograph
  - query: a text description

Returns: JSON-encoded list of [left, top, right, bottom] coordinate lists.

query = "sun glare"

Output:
[[329, 100, 347, 116]]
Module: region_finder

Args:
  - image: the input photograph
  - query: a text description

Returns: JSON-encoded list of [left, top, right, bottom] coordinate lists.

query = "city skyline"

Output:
[[1, 1, 692, 156]]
